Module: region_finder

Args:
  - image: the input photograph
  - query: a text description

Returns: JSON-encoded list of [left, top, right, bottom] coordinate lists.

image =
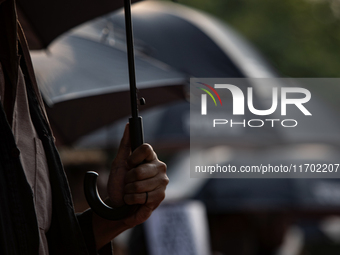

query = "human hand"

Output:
[[107, 124, 168, 228]]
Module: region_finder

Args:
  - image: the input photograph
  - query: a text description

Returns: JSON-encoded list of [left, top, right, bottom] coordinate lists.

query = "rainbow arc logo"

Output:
[[196, 82, 222, 115]]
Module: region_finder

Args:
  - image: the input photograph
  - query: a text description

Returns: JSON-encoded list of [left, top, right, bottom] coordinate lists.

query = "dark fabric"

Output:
[[16, 0, 141, 49], [0, 91, 40, 255], [0, 0, 112, 254], [77, 210, 98, 255], [77, 210, 113, 255], [128, 223, 148, 255]]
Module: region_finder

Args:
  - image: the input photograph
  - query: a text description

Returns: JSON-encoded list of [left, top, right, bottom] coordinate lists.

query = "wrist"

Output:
[[92, 209, 131, 250]]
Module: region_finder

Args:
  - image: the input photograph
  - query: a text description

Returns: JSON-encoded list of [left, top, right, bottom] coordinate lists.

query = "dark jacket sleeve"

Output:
[[77, 209, 113, 255]]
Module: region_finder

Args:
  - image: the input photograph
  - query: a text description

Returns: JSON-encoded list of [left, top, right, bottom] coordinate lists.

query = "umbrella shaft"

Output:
[[124, 0, 138, 118]]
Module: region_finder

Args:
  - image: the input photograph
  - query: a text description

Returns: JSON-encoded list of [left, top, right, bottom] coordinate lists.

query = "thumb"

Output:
[[115, 123, 131, 162]]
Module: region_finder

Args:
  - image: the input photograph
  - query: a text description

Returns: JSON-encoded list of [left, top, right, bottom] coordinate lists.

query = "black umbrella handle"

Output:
[[84, 119, 144, 221], [129, 116, 144, 151], [84, 172, 139, 221]]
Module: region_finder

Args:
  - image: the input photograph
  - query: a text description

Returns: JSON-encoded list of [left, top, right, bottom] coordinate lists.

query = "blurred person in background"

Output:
[[0, 0, 169, 254], [208, 212, 294, 255]]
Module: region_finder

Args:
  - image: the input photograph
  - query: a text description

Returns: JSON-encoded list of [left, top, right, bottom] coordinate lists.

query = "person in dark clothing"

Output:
[[0, 0, 169, 254]]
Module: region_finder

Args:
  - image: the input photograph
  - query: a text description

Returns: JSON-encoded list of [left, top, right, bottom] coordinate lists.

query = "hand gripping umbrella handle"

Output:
[[84, 118, 144, 221]]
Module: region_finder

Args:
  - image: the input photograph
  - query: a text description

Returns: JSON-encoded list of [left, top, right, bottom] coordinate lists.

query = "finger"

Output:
[[124, 186, 166, 209], [125, 162, 160, 184], [127, 144, 157, 168], [114, 124, 131, 162], [124, 173, 168, 194]]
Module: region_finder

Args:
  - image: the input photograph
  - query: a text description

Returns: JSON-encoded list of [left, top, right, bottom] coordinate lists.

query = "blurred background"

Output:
[[27, 0, 340, 254], [182, 0, 340, 78]]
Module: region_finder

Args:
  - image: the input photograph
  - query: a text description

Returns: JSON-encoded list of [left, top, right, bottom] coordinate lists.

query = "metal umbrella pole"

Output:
[[84, 0, 144, 221], [124, 0, 144, 152]]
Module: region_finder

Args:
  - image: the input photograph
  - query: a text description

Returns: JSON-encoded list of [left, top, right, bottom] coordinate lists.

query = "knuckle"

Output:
[[157, 191, 166, 203], [161, 176, 169, 186], [144, 143, 154, 151], [141, 143, 153, 154], [159, 162, 167, 173], [149, 203, 159, 211]]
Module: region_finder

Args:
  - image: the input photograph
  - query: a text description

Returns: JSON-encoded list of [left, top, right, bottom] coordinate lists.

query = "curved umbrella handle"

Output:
[[84, 117, 144, 220], [84, 171, 139, 221]]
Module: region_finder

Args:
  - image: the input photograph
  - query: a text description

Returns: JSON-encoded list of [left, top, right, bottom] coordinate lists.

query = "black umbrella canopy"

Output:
[[108, 1, 278, 78], [31, 34, 188, 145], [16, 0, 140, 49], [62, 0, 276, 79]]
